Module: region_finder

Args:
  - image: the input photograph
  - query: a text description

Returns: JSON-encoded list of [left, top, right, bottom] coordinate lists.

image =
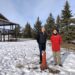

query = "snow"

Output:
[[0, 40, 75, 75]]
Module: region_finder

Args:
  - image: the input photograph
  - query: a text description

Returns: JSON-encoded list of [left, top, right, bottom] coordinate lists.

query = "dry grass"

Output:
[[61, 42, 75, 51], [16, 63, 24, 69]]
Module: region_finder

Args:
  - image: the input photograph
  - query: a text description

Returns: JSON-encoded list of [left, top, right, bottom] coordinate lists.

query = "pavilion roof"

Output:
[[0, 13, 19, 26]]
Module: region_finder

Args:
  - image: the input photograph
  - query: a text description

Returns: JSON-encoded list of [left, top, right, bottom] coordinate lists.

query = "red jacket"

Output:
[[50, 34, 62, 52]]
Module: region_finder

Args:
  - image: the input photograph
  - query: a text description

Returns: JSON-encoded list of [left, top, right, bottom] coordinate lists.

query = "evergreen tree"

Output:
[[45, 13, 55, 36], [34, 17, 42, 33], [56, 15, 61, 33], [61, 1, 72, 42], [31, 28, 36, 38], [23, 22, 32, 38], [61, 1, 72, 26], [32, 17, 42, 38], [56, 15, 61, 25], [14, 25, 21, 38]]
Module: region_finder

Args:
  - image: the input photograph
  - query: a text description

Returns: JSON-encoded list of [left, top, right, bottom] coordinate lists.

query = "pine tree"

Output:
[[45, 13, 55, 36], [32, 17, 42, 38], [61, 1, 72, 42], [23, 22, 32, 38], [61, 1, 72, 26], [56, 15, 61, 33], [14, 25, 21, 38], [34, 17, 42, 33]]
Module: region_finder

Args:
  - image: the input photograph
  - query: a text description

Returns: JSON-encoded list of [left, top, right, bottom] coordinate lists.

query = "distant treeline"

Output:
[[15, 1, 75, 42]]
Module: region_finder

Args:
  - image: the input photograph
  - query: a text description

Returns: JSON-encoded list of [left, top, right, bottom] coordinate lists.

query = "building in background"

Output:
[[0, 13, 19, 41]]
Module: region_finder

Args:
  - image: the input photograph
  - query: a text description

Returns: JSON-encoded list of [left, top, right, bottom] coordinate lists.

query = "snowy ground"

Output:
[[0, 40, 75, 75]]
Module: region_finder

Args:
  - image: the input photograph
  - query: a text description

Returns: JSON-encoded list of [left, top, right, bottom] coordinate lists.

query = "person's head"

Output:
[[41, 27, 45, 32], [53, 29, 58, 35]]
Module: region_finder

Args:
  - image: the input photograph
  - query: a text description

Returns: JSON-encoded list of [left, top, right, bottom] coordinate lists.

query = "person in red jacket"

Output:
[[50, 29, 62, 67]]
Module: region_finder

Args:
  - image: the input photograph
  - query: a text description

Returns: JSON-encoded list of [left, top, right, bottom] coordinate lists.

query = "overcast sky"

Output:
[[0, 0, 75, 27]]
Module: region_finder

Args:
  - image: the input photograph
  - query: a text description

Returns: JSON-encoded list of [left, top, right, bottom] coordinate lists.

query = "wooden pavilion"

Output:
[[0, 13, 19, 41]]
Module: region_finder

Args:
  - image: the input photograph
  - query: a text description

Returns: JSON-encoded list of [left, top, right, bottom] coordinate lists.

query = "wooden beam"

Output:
[[3, 25, 5, 41], [8, 31, 9, 41], [15, 25, 17, 41]]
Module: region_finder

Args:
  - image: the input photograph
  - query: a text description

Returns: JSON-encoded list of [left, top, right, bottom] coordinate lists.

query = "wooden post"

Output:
[[3, 25, 5, 41], [12, 25, 13, 30], [10, 25, 11, 31], [15, 25, 17, 41], [4, 34, 5, 41], [1, 33, 2, 41], [0, 32, 2, 41], [8, 30, 9, 41]]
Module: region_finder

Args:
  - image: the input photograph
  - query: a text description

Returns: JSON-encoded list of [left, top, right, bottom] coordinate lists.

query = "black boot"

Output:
[[54, 63, 57, 66], [59, 64, 63, 67], [39, 61, 42, 64]]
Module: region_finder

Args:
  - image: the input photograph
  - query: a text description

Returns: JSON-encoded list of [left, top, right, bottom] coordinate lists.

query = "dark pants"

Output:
[[39, 43, 46, 62]]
